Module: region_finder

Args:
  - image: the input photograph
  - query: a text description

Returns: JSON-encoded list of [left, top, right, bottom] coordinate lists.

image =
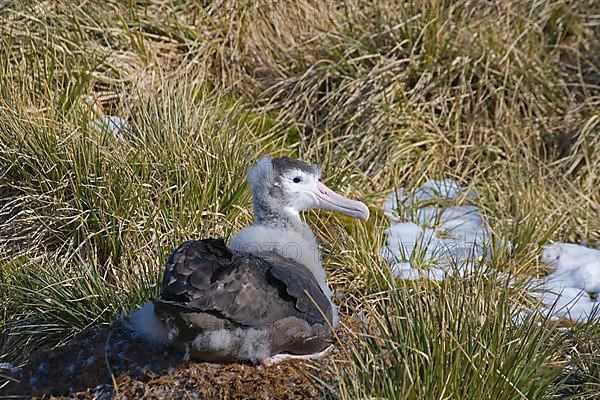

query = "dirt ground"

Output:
[[0, 318, 349, 399]]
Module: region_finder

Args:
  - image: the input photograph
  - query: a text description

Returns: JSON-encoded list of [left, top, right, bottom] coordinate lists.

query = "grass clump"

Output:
[[0, 82, 290, 361], [331, 273, 564, 399]]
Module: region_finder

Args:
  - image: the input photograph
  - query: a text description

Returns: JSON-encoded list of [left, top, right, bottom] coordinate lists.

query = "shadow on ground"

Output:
[[1, 320, 330, 399]]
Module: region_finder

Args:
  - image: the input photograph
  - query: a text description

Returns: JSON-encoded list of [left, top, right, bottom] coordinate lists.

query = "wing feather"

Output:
[[157, 239, 332, 329], [161, 239, 233, 301]]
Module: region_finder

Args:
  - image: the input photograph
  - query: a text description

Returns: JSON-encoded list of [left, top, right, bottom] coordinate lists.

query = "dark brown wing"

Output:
[[161, 239, 234, 301], [157, 239, 332, 328], [259, 252, 332, 325], [185, 255, 295, 326], [186, 254, 332, 327]]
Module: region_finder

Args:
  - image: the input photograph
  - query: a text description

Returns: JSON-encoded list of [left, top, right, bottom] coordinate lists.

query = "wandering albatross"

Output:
[[140, 155, 369, 365]]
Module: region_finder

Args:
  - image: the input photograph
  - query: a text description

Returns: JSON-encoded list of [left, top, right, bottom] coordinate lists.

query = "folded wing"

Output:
[[156, 239, 332, 329]]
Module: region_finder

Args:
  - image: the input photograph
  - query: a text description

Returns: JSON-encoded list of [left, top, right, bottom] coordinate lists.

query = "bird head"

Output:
[[248, 156, 369, 221]]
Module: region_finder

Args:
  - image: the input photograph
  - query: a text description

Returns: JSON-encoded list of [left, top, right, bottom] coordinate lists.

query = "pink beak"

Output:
[[314, 182, 370, 220]]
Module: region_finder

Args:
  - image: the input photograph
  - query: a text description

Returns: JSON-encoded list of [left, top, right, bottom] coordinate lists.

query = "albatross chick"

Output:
[[131, 155, 369, 365]]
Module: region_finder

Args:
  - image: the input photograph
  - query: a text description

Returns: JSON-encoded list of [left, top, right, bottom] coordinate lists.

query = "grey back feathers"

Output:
[[158, 239, 332, 326]]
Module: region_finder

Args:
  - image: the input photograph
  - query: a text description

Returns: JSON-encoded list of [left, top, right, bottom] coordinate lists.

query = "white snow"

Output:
[[381, 180, 600, 323], [532, 243, 600, 322], [93, 115, 130, 139], [383, 179, 476, 222], [381, 179, 490, 280], [541, 243, 600, 293]]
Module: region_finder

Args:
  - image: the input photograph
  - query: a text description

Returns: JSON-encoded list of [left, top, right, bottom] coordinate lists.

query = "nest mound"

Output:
[[1, 320, 331, 399]]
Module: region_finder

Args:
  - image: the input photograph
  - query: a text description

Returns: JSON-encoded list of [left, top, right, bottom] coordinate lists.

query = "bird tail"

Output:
[[123, 301, 173, 345]]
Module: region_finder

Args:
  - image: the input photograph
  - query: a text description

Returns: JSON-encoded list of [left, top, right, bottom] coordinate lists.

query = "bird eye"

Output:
[[293, 176, 302, 183]]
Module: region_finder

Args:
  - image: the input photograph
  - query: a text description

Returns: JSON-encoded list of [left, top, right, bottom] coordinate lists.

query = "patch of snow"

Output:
[[92, 115, 130, 139], [381, 179, 489, 279], [541, 243, 600, 292], [532, 243, 600, 321], [382, 188, 405, 222], [413, 179, 477, 202], [390, 262, 447, 280], [383, 180, 477, 222], [381, 180, 600, 324]]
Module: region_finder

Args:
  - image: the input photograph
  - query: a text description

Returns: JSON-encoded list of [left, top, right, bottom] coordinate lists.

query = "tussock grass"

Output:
[[331, 272, 565, 399], [1, 0, 599, 397], [0, 83, 289, 361]]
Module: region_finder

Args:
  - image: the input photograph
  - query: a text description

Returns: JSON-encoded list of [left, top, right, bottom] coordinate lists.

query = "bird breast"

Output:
[[229, 225, 331, 298]]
